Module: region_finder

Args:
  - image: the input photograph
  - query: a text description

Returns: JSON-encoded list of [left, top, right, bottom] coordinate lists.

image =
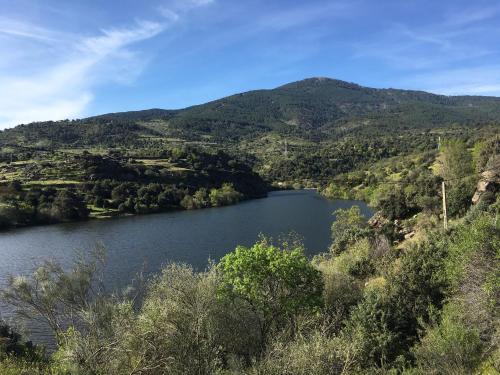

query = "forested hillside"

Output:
[[1, 132, 498, 374], [0, 78, 499, 373], [2, 77, 500, 146], [0, 147, 269, 229], [1, 77, 499, 230]]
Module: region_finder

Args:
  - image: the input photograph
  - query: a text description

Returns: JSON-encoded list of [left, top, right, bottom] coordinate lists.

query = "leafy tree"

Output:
[[1, 247, 106, 344], [50, 190, 89, 222], [193, 188, 209, 208], [209, 183, 242, 207], [445, 177, 476, 217], [378, 187, 410, 220], [248, 332, 358, 375], [180, 194, 196, 210], [472, 136, 500, 172], [437, 139, 473, 181], [340, 289, 399, 369], [385, 237, 448, 354], [339, 234, 448, 369], [331, 238, 375, 278], [0, 321, 40, 362], [217, 238, 323, 350], [126, 264, 227, 375], [330, 206, 371, 254]]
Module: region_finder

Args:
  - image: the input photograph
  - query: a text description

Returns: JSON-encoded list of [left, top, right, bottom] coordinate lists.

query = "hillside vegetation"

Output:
[[2, 77, 500, 146], [1, 133, 499, 374], [0, 78, 499, 373], [1, 78, 499, 230]]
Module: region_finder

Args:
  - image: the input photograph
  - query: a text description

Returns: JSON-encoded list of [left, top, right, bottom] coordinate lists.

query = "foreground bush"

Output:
[[0, 208, 498, 374], [218, 238, 323, 351]]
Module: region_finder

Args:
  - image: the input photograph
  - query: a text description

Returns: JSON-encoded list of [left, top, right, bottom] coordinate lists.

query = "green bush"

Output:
[[333, 238, 375, 278], [246, 333, 357, 375], [218, 238, 323, 350], [330, 206, 371, 254], [411, 303, 483, 375]]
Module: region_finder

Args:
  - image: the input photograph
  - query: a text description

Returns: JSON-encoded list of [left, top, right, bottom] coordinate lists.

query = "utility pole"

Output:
[[438, 136, 441, 150], [442, 181, 448, 230], [284, 139, 288, 158]]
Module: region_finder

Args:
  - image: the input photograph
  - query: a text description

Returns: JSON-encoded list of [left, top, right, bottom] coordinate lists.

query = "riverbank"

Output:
[[0, 190, 373, 349], [0, 188, 271, 233]]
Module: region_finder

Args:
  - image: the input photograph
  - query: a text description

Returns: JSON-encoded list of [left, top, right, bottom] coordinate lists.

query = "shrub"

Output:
[[333, 238, 375, 278], [411, 303, 483, 375], [330, 206, 371, 254], [218, 238, 323, 350], [246, 333, 358, 375]]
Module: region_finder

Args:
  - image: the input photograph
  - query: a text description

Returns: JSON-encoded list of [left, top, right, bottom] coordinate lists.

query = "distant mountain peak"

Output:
[[277, 77, 362, 90], [2, 77, 500, 144]]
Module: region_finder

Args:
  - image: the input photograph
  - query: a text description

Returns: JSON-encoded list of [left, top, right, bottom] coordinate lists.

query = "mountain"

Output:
[[2, 77, 500, 147]]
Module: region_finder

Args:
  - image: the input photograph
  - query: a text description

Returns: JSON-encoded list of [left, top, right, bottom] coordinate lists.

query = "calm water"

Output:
[[0, 190, 372, 345]]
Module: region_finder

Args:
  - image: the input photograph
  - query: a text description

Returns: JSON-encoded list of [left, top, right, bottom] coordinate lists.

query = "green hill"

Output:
[[2, 77, 500, 146]]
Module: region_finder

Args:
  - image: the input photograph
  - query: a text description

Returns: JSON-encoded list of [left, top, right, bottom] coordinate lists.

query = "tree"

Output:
[[132, 263, 262, 375], [193, 188, 209, 208], [472, 136, 500, 172], [209, 183, 242, 207], [437, 140, 476, 217], [1, 247, 106, 344], [330, 206, 371, 254], [338, 234, 449, 370], [217, 238, 323, 350], [437, 139, 473, 181], [0, 321, 39, 361], [50, 190, 89, 222], [378, 187, 410, 220]]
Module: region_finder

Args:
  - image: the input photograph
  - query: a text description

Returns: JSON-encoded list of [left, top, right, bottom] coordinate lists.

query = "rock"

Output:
[[368, 211, 389, 229], [472, 169, 500, 204], [404, 231, 416, 240]]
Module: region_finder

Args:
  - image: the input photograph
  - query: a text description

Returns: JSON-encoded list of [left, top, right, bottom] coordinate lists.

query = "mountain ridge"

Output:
[[2, 77, 500, 146]]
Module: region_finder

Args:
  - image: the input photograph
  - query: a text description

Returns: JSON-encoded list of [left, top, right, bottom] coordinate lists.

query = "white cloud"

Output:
[[159, 8, 180, 22], [256, 1, 353, 31], [0, 16, 62, 43], [0, 0, 217, 129], [445, 5, 500, 27], [404, 66, 500, 96], [350, 2, 500, 94], [175, 0, 214, 11], [0, 18, 167, 129], [158, 0, 214, 19], [189, 0, 214, 6]]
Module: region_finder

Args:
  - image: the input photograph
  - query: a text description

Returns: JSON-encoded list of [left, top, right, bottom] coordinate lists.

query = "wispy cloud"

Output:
[[405, 66, 500, 96], [256, 1, 353, 31], [444, 5, 500, 27], [348, 3, 500, 95], [157, 0, 214, 23], [0, 0, 215, 129], [0, 16, 66, 44], [0, 20, 164, 129], [353, 22, 493, 70]]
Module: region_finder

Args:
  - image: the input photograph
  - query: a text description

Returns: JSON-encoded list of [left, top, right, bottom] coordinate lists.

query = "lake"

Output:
[[0, 190, 372, 345]]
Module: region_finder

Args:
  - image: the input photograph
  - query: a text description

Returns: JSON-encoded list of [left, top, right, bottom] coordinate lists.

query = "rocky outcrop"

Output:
[[368, 211, 389, 230], [472, 168, 499, 204], [368, 211, 417, 243]]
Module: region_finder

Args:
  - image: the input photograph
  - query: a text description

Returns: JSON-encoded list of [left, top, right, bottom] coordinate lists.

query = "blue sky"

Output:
[[1, 0, 500, 129]]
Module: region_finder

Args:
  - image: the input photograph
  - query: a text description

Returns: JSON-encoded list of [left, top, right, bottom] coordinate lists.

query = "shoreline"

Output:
[[0, 191, 272, 233], [0, 188, 375, 234]]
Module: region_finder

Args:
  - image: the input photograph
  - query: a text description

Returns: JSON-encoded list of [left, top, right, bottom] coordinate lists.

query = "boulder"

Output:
[[368, 211, 389, 229], [472, 169, 499, 204]]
